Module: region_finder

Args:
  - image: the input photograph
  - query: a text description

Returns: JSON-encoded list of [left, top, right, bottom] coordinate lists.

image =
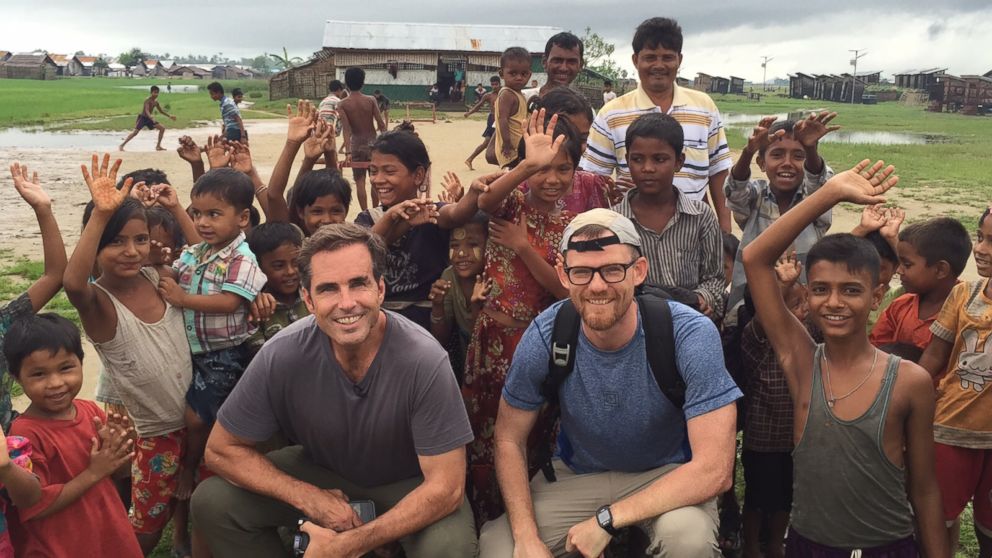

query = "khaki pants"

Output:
[[191, 446, 478, 558], [479, 460, 719, 558]]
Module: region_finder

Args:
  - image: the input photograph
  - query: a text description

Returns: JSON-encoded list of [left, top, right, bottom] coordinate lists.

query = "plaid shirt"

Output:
[[740, 320, 794, 452], [173, 233, 266, 354], [0, 292, 33, 431], [725, 164, 833, 311]]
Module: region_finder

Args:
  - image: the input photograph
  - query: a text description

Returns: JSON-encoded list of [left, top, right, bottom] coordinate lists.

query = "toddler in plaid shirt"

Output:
[[158, 168, 266, 499]]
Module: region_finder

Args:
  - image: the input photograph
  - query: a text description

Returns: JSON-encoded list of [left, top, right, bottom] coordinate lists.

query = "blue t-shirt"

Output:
[[503, 299, 742, 474]]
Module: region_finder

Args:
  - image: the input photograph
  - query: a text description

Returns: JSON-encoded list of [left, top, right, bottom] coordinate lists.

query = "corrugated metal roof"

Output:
[[323, 20, 561, 54]]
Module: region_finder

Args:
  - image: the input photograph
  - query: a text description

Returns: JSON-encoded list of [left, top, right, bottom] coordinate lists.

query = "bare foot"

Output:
[[119, 145, 125, 152], [156, 146, 167, 151], [464, 159, 474, 171]]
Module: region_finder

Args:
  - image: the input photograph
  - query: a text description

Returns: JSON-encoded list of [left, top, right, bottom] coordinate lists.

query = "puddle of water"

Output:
[[731, 127, 949, 145], [723, 111, 950, 145], [119, 84, 200, 93], [0, 120, 289, 150], [722, 110, 820, 125]]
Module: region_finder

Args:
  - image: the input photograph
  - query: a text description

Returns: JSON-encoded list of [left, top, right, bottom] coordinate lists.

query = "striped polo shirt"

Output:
[[580, 85, 732, 200]]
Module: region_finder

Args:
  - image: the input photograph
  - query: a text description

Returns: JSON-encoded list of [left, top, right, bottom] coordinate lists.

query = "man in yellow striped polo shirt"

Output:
[[580, 17, 733, 233]]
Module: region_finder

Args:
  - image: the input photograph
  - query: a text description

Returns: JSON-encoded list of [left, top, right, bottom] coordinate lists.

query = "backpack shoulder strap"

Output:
[[638, 295, 685, 409], [542, 300, 582, 405]]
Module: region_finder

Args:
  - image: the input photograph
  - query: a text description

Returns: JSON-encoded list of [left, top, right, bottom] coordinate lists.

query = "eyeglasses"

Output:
[[563, 261, 637, 285]]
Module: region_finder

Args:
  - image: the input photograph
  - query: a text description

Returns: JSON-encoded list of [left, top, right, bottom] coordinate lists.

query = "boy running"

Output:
[[463, 76, 501, 170], [119, 85, 176, 152], [742, 160, 948, 557]]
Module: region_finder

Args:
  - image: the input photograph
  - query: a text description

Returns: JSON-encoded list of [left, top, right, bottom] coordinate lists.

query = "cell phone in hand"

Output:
[[350, 499, 376, 523]]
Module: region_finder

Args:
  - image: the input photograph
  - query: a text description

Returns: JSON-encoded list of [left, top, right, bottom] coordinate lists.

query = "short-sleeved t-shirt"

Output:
[[9, 400, 143, 557], [219, 96, 241, 132], [172, 234, 267, 354], [931, 280, 992, 448], [218, 311, 473, 488], [870, 292, 937, 352], [355, 207, 450, 305], [502, 299, 742, 474]]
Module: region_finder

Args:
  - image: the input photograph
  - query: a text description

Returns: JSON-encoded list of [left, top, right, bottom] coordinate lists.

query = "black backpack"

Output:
[[534, 287, 686, 482]]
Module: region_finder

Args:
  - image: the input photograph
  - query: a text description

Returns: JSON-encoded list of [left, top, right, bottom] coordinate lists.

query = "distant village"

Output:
[[2, 45, 990, 116], [0, 51, 260, 81]]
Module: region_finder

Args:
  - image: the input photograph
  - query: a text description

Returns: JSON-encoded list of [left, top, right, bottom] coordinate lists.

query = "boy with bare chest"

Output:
[[338, 67, 387, 211]]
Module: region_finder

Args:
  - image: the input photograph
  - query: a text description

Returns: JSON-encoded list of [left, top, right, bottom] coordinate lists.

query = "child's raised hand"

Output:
[[88, 416, 134, 479], [81, 154, 133, 214], [470, 274, 492, 306], [880, 207, 905, 241], [441, 172, 465, 203], [775, 251, 803, 286], [827, 160, 898, 205], [428, 279, 451, 306], [230, 142, 254, 174], [154, 183, 180, 209], [745, 116, 784, 153], [303, 119, 329, 160], [130, 182, 159, 208], [488, 216, 529, 252], [287, 99, 316, 144], [387, 199, 438, 227], [176, 135, 203, 164], [521, 109, 565, 170], [793, 111, 840, 148], [205, 135, 232, 169], [857, 204, 887, 233], [10, 162, 52, 209]]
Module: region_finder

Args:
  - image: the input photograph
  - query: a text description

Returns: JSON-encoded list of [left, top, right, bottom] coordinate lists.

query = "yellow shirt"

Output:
[[494, 88, 527, 167], [931, 279, 992, 448]]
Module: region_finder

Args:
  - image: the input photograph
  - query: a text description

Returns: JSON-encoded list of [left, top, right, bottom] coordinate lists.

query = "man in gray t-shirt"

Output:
[[191, 224, 477, 558]]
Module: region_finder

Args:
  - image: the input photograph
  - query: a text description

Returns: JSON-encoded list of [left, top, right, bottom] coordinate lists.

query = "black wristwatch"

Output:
[[596, 505, 620, 537]]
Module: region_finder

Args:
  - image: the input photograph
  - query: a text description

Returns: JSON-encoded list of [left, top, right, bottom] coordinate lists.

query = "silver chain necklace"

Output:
[[822, 347, 878, 408]]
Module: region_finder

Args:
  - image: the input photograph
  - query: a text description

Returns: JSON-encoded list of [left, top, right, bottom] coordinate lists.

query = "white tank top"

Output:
[[91, 268, 191, 438]]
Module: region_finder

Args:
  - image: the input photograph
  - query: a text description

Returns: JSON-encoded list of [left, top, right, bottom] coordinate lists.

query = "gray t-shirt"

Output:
[[218, 311, 473, 488]]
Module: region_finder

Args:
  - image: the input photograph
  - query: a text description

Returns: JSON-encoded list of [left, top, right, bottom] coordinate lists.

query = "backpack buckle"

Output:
[[551, 343, 571, 367]]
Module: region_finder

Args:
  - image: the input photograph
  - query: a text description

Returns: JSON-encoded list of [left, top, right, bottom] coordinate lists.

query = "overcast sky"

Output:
[[4, 1, 990, 82]]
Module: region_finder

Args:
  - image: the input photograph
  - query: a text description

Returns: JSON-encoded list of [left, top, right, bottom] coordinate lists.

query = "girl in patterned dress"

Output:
[[463, 109, 583, 524]]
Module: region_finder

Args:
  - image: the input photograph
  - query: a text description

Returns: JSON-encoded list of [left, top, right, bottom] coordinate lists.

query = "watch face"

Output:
[[597, 507, 610, 524]]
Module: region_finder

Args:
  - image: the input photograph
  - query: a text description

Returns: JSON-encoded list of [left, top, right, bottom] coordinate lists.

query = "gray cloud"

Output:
[[2, 0, 990, 80]]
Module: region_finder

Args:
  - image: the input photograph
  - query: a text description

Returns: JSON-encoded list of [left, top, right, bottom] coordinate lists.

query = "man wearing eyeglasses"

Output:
[[478, 209, 741, 558]]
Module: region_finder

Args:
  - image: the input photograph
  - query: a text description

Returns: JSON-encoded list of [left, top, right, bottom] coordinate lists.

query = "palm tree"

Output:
[[269, 47, 303, 70]]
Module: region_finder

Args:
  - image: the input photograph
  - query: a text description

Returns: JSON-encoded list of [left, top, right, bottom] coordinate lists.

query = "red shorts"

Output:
[[934, 442, 992, 531], [130, 429, 185, 534]]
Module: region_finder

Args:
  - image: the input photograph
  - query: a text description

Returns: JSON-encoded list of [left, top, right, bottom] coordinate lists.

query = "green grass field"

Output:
[[710, 94, 992, 224], [0, 77, 286, 130]]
